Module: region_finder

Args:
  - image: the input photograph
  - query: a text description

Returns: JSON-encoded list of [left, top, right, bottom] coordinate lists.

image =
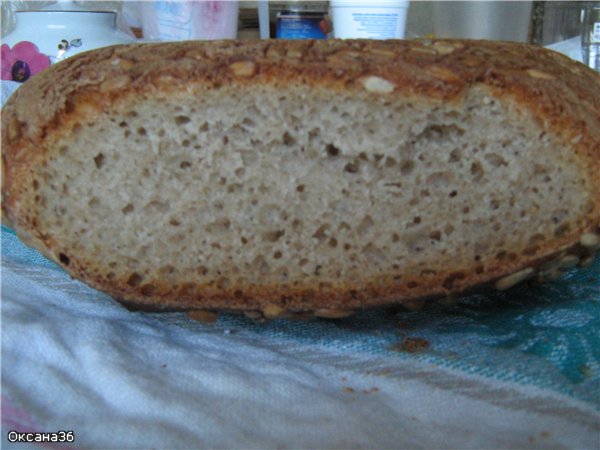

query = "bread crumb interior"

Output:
[[33, 85, 591, 294]]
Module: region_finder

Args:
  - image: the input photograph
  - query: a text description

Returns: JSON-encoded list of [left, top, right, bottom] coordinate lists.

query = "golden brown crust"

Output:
[[2, 39, 600, 317]]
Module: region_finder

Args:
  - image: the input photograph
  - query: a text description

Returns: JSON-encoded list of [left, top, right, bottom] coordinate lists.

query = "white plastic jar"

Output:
[[330, 0, 410, 39]]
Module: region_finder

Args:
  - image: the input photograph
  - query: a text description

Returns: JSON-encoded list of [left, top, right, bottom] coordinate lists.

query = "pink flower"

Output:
[[1, 42, 50, 83]]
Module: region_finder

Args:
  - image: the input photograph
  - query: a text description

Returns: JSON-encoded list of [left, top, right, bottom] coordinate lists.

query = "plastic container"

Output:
[[121, 1, 239, 41], [330, 0, 409, 40], [268, 1, 329, 39]]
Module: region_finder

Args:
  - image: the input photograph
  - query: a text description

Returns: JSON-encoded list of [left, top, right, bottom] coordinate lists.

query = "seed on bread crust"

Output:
[[263, 304, 285, 319], [580, 233, 600, 249], [229, 61, 256, 77], [526, 69, 555, 80], [559, 255, 580, 269], [314, 308, 352, 319], [494, 268, 535, 291], [360, 76, 395, 93], [99, 75, 131, 92]]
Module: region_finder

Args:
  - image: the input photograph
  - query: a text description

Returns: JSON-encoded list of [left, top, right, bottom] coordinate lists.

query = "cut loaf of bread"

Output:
[[2, 39, 599, 318]]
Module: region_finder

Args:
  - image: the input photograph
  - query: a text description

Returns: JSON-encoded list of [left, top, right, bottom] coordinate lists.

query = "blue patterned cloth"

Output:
[[3, 225, 599, 411]]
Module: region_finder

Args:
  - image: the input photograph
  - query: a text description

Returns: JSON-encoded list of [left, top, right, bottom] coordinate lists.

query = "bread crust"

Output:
[[2, 39, 599, 317]]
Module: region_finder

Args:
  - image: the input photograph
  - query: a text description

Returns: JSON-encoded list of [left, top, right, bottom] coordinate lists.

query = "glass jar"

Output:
[[269, 1, 330, 39]]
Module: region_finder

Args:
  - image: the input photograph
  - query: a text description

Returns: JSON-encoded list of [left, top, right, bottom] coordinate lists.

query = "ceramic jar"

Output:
[[1, 10, 135, 83]]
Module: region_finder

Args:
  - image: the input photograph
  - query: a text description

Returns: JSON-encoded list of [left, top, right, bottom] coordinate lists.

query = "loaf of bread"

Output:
[[2, 39, 599, 319]]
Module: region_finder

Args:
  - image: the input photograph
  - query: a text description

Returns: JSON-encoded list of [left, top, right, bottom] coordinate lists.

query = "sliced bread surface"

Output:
[[2, 39, 599, 318]]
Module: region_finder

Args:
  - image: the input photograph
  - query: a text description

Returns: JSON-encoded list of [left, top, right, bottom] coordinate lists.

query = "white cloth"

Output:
[[2, 257, 598, 449]]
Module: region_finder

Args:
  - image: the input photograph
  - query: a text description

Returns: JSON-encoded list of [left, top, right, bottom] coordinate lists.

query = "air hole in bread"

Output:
[[227, 183, 242, 193], [140, 284, 156, 296], [470, 161, 484, 181], [144, 200, 170, 213], [313, 224, 331, 242], [175, 115, 191, 125], [448, 148, 462, 163], [529, 233, 545, 244], [127, 272, 143, 287], [93, 153, 105, 169], [282, 132, 295, 146], [442, 271, 466, 289], [242, 117, 256, 128], [122, 203, 134, 215], [326, 143, 340, 157], [522, 246, 539, 256], [88, 197, 100, 208], [429, 230, 442, 241], [554, 224, 570, 238], [385, 157, 397, 167], [400, 159, 415, 175], [496, 251, 507, 260], [426, 171, 452, 187], [357, 215, 374, 235], [364, 243, 385, 264], [58, 252, 70, 266], [253, 256, 270, 276], [159, 265, 177, 275], [551, 209, 569, 224], [344, 160, 359, 173], [485, 153, 508, 167]]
